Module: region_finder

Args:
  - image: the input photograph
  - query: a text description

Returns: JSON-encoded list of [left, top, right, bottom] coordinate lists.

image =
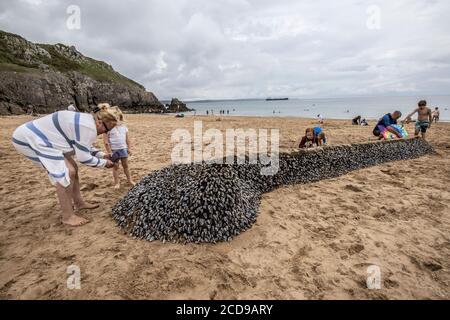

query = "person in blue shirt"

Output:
[[297, 127, 327, 148], [373, 111, 402, 138]]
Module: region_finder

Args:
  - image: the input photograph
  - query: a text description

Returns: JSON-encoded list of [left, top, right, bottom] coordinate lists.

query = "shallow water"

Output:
[[183, 95, 450, 121]]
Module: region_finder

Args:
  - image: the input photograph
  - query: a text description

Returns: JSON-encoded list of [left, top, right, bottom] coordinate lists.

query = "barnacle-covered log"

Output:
[[112, 138, 434, 243]]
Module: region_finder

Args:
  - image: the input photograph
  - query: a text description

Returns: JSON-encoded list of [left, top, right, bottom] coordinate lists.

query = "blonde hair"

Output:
[[112, 106, 124, 122], [93, 103, 120, 124]]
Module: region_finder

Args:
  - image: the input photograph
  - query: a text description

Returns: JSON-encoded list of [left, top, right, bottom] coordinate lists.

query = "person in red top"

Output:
[[296, 127, 326, 149]]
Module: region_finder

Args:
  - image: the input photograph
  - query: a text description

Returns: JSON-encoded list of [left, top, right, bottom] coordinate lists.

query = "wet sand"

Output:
[[0, 114, 448, 299]]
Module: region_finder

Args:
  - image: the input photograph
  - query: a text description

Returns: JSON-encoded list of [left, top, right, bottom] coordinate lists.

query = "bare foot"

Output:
[[62, 214, 90, 227], [74, 202, 99, 210], [114, 184, 120, 190]]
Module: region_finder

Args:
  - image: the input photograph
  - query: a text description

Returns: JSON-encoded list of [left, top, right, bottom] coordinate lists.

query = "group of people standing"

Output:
[[12, 103, 134, 226], [206, 109, 231, 115]]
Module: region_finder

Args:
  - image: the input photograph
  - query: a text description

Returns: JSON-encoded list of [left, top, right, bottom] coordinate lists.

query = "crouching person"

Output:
[[11, 104, 118, 227]]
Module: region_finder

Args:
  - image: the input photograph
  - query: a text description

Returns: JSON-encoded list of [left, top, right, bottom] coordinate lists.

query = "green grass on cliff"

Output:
[[0, 62, 41, 73], [0, 31, 35, 69], [0, 30, 142, 88], [38, 43, 142, 86]]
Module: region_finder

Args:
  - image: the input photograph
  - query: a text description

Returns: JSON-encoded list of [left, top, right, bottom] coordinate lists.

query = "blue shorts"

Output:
[[111, 149, 128, 162], [415, 121, 429, 133]]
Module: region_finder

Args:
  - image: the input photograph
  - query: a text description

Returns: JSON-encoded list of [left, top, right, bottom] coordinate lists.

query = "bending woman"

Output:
[[12, 104, 118, 226]]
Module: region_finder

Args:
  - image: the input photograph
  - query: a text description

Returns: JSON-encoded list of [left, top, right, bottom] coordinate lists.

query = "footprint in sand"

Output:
[[380, 169, 400, 178], [94, 191, 106, 197], [209, 290, 218, 300], [80, 183, 98, 191], [348, 244, 365, 255], [423, 260, 443, 271], [344, 184, 364, 193], [384, 278, 400, 289], [28, 180, 39, 186]]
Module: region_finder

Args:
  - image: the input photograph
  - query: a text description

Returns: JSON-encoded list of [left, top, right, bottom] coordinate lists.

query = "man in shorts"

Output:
[[432, 107, 440, 123], [373, 111, 402, 139], [405, 100, 433, 140]]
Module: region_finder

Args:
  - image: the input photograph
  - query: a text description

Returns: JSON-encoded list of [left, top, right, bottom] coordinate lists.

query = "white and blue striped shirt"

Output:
[[14, 111, 106, 168]]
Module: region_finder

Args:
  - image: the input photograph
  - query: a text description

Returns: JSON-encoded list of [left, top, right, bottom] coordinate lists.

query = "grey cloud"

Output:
[[0, 0, 449, 100]]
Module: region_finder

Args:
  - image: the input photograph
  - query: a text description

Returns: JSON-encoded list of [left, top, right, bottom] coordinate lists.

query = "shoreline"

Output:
[[183, 113, 450, 122], [2, 113, 450, 122]]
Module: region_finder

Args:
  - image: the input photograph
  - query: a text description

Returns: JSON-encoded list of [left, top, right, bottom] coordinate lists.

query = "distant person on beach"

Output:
[[373, 111, 402, 139], [206, 110, 209, 115], [317, 114, 324, 124], [361, 118, 368, 126], [404, 100, 433, 140], [432, 107, 440, 123], [297, 127, 326, 149], [26, 105, 35, 116], [352, 116, 361, 125], [103, 107, 135, 189], [11, 104, 118, 226]]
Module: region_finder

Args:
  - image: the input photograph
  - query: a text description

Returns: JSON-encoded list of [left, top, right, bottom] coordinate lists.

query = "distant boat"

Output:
[[266, 97, 289, 101]]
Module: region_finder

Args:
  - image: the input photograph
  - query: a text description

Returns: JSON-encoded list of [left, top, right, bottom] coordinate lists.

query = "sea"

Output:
[[180, 96, 450, 121]]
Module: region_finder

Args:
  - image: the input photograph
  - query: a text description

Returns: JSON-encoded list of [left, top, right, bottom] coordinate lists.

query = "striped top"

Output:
[[14, 111, 106, 168]]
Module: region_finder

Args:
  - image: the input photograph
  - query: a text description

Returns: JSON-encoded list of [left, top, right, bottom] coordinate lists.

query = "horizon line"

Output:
[[159, 93, 450, 103]]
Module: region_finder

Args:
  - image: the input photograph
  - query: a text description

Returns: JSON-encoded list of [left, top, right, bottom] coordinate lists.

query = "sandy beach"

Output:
[[0, 114, 448, 300]]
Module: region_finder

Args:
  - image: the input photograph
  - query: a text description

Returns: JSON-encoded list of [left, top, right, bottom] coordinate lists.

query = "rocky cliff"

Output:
[[0, 30, 163, 115], [167, 98, 191, 112]]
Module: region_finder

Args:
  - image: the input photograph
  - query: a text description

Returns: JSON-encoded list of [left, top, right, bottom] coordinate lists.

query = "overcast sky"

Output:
[[1, 0, 449, 100]]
